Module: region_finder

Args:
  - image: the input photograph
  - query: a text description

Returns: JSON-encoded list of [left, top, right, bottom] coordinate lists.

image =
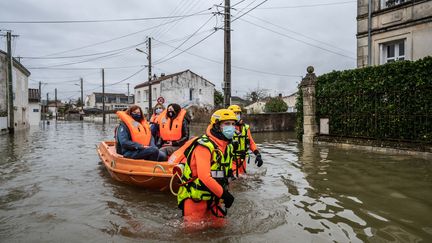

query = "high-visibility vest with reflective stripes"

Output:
[[116, 111, 151, 147], [158, 109, 187, 141], [177, 135, 233, 207], [233, 123, 250, 158]]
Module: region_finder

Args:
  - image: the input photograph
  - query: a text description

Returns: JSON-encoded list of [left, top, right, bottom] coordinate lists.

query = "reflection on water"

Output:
[[0, 122, 431, 242]]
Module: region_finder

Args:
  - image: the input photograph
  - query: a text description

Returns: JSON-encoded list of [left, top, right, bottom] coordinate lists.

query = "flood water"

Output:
[[0, 121, 431, 242]]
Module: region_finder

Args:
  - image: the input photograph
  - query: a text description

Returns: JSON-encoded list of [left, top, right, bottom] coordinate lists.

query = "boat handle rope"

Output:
[[153, 164, 166, 174], [170, 172, 182, 196], [129, 175, 154, 184]]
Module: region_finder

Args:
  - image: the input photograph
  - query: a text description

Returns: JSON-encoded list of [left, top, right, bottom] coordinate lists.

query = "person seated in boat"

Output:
[[176, 109, 236, 229], [228, 105, 263, 177], [149, 103, 165, 139], [116, 105, 167, 161], [154, 103, 190, 156]]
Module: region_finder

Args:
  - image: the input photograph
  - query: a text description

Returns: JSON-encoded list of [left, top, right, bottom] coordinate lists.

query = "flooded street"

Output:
[[1, 121, 431, 242]]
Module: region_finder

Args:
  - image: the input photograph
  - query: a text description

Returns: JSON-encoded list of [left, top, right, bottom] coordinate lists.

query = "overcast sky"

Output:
[[0, 0, 357, 100]]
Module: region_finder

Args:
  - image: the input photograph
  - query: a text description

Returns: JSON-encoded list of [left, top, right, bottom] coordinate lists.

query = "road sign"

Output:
[[157, 96, 165, 104]]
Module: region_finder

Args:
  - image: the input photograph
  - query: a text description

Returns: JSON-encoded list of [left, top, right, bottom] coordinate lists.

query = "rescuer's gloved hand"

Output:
[[254, 150, 263, 167], [231, 140, 239, 152], [221, 190, 234, 208]]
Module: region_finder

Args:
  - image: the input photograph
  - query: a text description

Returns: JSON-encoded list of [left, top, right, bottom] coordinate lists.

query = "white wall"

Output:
[[28, 102, 41, 125]]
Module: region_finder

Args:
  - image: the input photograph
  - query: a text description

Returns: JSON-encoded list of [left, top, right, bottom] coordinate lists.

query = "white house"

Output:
[[245, 92, 298, 114], [134, 70, 215, 114], [84, 92, 131, 111], [0, 50, 31, 134], [282, 92, 298, 113], [28, 88, 41, 125]]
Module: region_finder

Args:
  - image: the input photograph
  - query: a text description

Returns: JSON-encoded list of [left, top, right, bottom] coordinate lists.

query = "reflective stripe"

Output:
[[211, 170, 225, 178]]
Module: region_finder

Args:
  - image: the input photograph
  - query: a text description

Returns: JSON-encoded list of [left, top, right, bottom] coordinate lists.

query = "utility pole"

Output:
[[46, 92, 49, 119], [223, 0, 232, 107], [102, 68, 106, 124], [80, 78, 84, 109], [147, 37, 153, 118], [55, 88, 57, 120], [6, 31, 14, 133], [127, 83, 130, 104], [39, 81, 43, 121]]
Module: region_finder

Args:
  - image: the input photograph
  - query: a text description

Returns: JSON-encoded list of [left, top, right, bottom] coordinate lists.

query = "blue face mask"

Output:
[[131, 113, 142, 121], [155, 108, 163, 114], [222, 125, 236, 139], [236, 114, 241, 121]]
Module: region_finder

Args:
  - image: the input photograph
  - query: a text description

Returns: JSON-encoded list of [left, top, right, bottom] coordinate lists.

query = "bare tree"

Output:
[[245, 88, 268, 103]]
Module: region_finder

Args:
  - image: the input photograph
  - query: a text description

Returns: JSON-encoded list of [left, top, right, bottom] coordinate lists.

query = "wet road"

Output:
[[0, 121, 431, 242]]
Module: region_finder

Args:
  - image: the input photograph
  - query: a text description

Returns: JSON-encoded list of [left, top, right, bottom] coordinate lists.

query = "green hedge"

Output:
[[315, 57, 432, 143]]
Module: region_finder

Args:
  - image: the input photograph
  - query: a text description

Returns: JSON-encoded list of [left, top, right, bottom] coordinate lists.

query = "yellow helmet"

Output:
[[210, 109, 237, 125], [228, 105, 242, 113]]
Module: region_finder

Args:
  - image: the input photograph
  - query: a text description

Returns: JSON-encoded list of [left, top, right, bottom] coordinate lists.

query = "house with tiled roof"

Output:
[[134, 70, 215, 114], [28, 88, 41, 125]]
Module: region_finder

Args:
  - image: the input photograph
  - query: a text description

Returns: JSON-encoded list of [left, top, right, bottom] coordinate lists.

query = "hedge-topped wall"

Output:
[[297, 56, 432, 144]]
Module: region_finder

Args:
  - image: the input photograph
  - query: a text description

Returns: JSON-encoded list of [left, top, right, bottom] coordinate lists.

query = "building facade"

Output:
[[84, 92, 130, 111], [28, 88, 41, 125], [0, 50, 31, 133], [357, 0, 432, 67], [134, 70, 215, 114]]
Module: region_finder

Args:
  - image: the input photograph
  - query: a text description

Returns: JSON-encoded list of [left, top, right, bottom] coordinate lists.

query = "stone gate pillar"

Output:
[[300, 66, 318, 144]]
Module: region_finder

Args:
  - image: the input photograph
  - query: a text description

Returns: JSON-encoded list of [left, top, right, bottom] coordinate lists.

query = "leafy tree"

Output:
[[214, 89, 224, 108], [265, 97, 288, 113]]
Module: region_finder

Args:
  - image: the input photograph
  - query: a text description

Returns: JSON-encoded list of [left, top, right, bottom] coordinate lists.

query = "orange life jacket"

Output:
[[158, 109, 187, 142], [150, 114, 160, 124], [116, 111, 151, 146]]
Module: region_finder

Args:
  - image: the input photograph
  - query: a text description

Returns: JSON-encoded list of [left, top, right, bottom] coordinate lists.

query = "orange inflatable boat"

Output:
[[97, 141, 180, 192]]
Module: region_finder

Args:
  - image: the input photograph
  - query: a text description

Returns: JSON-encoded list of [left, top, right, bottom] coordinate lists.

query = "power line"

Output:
[[153, 0, 269, 65], [20, 41, 146, 59], [239, 18, 356, 60], [27, 49, 130, 69], [237, 1, 356, 10], [153, 38, 301, 77], [41, 8, 211, 57], [153, 14, 216, 64], [105, 67, 147, 87], [27, 65, 144, 70], [0, 12, 212, 24], [245, 14, 356, 55]]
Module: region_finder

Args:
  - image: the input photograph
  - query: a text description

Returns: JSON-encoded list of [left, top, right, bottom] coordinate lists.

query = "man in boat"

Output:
[[154, 103, 190, 156], [116, 105, 166, 161], [176, 109, 236, 228], [228, 104, 263, 177]]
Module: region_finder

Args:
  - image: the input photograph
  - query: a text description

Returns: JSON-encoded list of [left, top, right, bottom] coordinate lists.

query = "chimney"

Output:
[[278, 93, 282, 98]]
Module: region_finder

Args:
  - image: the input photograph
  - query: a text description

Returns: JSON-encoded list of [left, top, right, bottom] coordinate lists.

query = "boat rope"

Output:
[[169, 172, 182, 196], [153, 164, 166, 174], [129, 175, 154, 184]]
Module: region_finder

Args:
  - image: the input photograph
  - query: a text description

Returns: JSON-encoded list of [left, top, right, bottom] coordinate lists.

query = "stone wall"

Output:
[[243, 113, 296, 132]]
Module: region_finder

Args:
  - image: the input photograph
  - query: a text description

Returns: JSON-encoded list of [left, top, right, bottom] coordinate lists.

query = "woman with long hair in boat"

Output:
[[115, 105, 166, 161], [154, 103, 190, 156]]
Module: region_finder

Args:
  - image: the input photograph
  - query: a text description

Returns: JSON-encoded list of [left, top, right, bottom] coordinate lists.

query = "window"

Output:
[[33, 109, 39, 112], [199, 89, 202, 95], [381, 39, 405, 64], [144, 90, 148, 101], [153, 87, 157, 101], [189, 88, 194, 101], [137, 91, 141, 103], [381, 0, 407, 8]]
